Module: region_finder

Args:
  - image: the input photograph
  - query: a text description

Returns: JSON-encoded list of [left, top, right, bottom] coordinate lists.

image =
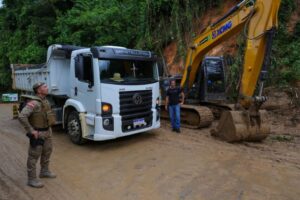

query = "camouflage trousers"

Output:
[[27, 129, 53, 180]]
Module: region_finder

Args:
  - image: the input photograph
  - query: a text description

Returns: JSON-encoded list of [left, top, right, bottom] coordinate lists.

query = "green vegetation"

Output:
[[0, 0, 222, 91], [271, 0, 300, 86], [226, 0, 300, 97], [0, 0, 299, 91]]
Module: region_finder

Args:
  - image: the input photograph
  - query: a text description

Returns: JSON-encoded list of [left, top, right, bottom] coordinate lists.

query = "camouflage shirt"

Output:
[[18, 96, 51, 133]]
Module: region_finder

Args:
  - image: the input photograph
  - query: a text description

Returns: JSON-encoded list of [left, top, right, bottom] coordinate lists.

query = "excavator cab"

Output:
[[200, 57, 227, 102], [187, 56, 227, 104]]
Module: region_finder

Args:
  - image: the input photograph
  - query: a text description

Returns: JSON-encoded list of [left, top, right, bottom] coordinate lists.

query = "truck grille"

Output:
[[119, 90, 153, 132]]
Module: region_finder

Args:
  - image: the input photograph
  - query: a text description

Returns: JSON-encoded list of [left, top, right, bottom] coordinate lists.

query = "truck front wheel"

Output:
[[67, 111, 86, 145]]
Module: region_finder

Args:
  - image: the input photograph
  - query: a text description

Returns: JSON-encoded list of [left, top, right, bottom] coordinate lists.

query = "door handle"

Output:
[[75, 87, 78, 96]]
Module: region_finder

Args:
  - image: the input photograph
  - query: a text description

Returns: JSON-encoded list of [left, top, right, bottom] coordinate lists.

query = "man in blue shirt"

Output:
[[165, 79, 185, 133]]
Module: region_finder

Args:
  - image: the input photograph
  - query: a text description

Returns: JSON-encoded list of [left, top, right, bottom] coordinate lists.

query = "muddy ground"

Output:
[[0, 100, 299, 200]]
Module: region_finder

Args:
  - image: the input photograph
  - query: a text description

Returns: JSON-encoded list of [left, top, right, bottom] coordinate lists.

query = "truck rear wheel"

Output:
[[67, 111, 86, 145]]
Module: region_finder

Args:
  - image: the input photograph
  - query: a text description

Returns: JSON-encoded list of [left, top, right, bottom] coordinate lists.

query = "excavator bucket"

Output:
[[211, 110, 270, 142]]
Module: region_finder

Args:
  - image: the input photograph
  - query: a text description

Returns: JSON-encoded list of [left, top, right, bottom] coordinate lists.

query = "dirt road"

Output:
[[0, 103, 299, 200]]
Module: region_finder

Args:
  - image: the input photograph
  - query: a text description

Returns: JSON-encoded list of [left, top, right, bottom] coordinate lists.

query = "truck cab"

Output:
[[66, 46, 160, 143]]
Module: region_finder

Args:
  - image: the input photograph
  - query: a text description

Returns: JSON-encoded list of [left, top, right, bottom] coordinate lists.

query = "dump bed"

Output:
[[11, 44, 83, 96]]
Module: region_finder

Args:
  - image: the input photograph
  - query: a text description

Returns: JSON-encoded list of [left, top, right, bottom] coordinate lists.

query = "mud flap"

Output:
[[79, 113, 89, 139], [211, 110, 270, 142], [80, 113, 96, 140]]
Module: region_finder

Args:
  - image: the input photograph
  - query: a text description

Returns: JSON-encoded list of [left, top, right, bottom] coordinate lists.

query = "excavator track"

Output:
[[161, 104, 214, 129]]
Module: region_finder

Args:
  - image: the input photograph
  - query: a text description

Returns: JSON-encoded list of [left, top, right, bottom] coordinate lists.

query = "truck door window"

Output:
[[75, 55, 94, 86]]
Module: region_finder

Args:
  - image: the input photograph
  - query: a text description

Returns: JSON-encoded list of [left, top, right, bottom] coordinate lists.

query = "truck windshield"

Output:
[[99, 59, 158, 84]]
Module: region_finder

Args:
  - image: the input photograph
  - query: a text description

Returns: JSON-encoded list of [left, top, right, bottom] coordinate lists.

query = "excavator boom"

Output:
[[181, 0, 253, 89]]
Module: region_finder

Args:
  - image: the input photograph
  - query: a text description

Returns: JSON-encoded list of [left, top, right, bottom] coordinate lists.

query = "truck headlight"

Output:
[[101, 102, 112, 116]]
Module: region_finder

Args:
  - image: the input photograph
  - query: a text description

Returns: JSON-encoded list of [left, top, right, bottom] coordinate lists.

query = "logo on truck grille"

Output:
[[133, 93, 143, 105]]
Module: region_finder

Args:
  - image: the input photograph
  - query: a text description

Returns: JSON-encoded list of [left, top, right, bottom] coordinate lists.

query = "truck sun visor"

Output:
[[91, 46, 157, 61]]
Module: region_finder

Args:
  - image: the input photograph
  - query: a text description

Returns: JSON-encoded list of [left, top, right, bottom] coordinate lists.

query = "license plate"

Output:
[[133, 118, 146, 127]]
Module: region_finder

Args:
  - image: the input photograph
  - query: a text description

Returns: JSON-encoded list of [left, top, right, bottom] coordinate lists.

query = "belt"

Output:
[[34, 127, 49, 131]]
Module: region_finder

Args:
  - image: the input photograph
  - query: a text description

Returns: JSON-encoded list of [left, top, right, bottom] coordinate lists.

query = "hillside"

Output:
[[164, 0, 300, 78], [163, 0, 238, 75], [0, 0, 299, 91]]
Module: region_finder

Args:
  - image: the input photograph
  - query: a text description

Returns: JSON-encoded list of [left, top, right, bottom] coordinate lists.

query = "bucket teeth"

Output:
[[211, 110, 270, 142]]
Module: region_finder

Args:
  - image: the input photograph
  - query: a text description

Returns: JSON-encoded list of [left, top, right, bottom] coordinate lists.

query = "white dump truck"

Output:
[[11, 44, 160, 144]]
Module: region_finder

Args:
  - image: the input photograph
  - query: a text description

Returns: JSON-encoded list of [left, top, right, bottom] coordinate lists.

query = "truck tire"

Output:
[[67, 111, 87, 145]]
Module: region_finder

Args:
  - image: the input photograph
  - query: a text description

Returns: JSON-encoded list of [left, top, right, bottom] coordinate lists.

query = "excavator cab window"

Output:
[[199, 57, 226, 102], [205, 58, 225, 93]]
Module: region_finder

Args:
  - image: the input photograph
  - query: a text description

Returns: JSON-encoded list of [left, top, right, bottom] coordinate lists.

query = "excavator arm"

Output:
[[239, 0, 280, 108], [180, 0, 281, 142]]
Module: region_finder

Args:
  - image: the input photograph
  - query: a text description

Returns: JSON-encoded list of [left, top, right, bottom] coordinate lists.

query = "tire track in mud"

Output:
[[159, 124, 300, 177], [0, 168, 33, 200], [1, 104, 300, 200], [0, 105, 84, 200], [0, 121, 33, 200]]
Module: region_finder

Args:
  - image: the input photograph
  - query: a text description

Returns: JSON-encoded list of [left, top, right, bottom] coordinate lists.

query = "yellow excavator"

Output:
[[161, 0, 281, 142]]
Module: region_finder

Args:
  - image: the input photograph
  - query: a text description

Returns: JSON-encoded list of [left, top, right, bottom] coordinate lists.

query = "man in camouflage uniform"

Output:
[[19, 82, 56, 188]]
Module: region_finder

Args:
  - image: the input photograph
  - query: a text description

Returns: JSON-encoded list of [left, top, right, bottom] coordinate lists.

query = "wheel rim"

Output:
[[68, 118, 80, 140]]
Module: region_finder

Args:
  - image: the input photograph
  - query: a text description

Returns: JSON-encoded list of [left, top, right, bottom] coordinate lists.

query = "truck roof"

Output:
[[91, 46, 157, 61], [48, 44, 157, 61]]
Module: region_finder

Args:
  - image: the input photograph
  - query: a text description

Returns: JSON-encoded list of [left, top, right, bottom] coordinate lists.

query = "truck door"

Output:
[[73, 54, 96, 113]]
